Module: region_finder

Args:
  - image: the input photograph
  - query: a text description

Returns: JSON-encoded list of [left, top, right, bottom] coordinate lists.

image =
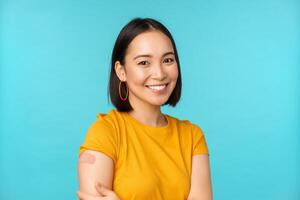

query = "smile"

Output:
[[146, 83, 168, 91]]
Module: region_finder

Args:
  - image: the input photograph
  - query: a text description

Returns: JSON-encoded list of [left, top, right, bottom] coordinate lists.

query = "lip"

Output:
[[146, 83, 169, 87]]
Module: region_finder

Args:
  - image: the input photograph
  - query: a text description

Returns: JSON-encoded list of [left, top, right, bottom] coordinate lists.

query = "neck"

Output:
[[127, 95, 167, 127]]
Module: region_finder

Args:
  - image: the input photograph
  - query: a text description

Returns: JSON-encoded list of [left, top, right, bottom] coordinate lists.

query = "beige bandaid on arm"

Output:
[[79, 151, 96, 164], [78, 150, 114, 195]]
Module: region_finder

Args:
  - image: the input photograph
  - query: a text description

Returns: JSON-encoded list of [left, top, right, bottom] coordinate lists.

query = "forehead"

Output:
[[126, 30, 174, 57]]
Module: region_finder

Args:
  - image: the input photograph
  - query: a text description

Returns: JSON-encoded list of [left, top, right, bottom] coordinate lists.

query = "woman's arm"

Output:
[[187, 154, 213, 200], [78, 149, 114, 195]]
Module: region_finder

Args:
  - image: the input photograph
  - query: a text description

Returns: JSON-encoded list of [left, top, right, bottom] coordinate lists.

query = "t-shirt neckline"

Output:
[[123, 111, 170, 130]]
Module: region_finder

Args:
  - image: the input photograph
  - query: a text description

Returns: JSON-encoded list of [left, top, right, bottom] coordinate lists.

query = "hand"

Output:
[[77, 183, 120, 200]]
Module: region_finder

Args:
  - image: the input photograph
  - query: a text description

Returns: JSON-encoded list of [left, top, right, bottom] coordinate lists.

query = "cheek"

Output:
[[126, 68, 148, 85], [168, 66, 179, 80]]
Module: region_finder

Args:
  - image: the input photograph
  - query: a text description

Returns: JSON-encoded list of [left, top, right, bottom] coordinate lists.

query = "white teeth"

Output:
[[147, 84, 167, 90]]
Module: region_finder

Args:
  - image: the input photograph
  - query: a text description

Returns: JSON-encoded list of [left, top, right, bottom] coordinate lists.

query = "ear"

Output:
[[115, 61, 127, 81]]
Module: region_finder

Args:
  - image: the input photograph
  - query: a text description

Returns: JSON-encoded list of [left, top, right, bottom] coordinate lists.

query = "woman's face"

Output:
[[115, 30, 179, 107]]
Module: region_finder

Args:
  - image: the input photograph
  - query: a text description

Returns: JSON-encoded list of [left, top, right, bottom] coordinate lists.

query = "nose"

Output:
[[151, 63, 167, 80]]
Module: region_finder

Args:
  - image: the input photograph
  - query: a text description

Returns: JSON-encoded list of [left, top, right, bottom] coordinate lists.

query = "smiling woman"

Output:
[[114, 30, 179, 106], [77, 18, 212, 200]]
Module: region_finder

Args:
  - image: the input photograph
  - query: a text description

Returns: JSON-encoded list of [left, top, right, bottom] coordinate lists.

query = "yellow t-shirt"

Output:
[[79, 109, 209, 200]]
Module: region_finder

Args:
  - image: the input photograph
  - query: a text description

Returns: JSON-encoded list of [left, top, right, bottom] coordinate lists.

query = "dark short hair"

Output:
[[107, 17, 182, 112]]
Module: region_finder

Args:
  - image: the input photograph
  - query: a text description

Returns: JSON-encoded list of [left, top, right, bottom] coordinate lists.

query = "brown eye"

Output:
[[138, 61, 150, 65], [164, 58, 174, 64]]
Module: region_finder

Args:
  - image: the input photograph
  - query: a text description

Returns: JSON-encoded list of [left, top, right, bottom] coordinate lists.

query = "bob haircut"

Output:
[[108, 17, 182, 112]]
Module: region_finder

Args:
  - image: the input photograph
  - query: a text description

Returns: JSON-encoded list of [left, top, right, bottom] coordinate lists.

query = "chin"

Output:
[[148, 98, 169, 106]]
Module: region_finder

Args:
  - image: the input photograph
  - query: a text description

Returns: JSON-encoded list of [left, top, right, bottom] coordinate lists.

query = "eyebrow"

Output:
[[133, 51, 175, 60]]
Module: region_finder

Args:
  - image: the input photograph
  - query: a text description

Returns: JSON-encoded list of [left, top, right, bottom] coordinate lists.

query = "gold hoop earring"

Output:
[[118, 80, 128, 101]]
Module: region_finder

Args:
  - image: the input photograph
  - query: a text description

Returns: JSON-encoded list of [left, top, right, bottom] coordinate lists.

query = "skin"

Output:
[[77, 30, 213, 200], [77, 182, 120, 200], [188, 155, 213, 200], [78, 150, 115, 199], [79, 152, 96, 164], [115, 30, 179, 127]]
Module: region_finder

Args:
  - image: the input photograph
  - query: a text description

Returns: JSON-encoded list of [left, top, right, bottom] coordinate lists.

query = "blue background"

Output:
[[1, 0, 299, 199]]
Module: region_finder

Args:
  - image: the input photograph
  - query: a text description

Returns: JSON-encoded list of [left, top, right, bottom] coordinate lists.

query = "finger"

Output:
[[95, 183, 103, 195], [77, 191, 86, 200], [77, 191, 101, 200], [95, 184, 114, 196]]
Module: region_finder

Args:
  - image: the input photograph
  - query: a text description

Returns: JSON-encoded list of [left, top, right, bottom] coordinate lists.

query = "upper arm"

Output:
[[188, 154, 213, 200], [78, 149, 114, 195]]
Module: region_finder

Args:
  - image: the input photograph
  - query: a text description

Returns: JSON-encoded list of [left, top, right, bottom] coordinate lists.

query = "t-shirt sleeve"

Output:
[[192, 124, 209, 155], [78, 118, 118, 163]]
